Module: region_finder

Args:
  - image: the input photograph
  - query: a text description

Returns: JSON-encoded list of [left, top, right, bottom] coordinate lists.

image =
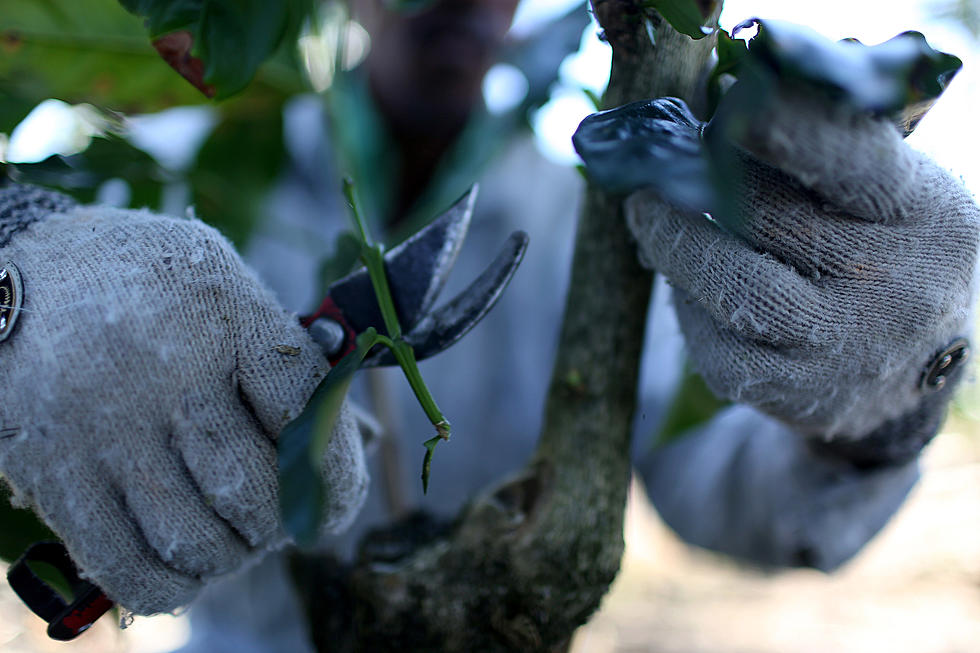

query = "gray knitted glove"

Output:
[[0, 185, 368, 615], [626, 88, 979, 452]]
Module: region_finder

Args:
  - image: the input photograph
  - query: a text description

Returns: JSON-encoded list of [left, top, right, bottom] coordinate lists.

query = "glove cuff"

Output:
[[0, 185, 77, 248], [806, 339, 970, 468]]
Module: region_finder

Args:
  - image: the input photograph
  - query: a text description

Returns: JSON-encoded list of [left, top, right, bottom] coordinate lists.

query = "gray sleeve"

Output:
[[637, 405, 920, 571]]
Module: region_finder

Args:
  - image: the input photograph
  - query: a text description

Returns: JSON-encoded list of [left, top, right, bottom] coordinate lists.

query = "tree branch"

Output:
[[292, 3, 722, 650]]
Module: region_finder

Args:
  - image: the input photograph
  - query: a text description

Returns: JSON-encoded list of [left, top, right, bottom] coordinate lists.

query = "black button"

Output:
[[920, 338, 970, 392]]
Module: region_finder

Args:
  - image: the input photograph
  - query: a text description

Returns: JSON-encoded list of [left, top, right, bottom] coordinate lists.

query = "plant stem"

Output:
[[342, 178, 450, 491]]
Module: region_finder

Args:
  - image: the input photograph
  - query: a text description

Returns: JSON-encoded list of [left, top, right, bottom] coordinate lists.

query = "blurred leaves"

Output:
[[319, 231, 362, 291], [503, 3, 592, 112], [930, 0, 980, 39], [706, 30, 749, 115], [644, 0, 715, 40], [6, 135, 167, 209], [188, 93, 287, 247], [279, 329, 380, 548]]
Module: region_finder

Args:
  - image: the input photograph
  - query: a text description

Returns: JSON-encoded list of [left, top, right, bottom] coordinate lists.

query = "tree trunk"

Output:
[[292, 3, 723, 650]]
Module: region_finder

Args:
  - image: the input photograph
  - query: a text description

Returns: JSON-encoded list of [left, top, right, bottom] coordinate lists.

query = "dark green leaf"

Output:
[[189, 94, 286, 246], [195, 0, 296, 99], [318, 232, 363, 292], [0, 485, 76, 600], [279, 329, 380, 548], [0, 484, 58, 564], [654, 362, 730, 448], [118, 0, 201, 38], [706, 29, 749, 115], [644, 0, 714, 40], [383, 0, 437, 11], [739, 19, 962, 132], [119, 0, 308, 99], [572, 97, 716, 213]]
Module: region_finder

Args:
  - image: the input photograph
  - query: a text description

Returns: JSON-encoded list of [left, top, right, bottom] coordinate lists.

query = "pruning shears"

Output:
[[7, 184, 528, 640]]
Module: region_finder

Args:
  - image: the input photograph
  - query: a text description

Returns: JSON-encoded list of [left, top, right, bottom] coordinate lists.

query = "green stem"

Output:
[[342, 178, 371, 245], [342, 178, 450, 491], [375, 335, 449, 435], [342, 178, 403, 338], [360, 244, 402, 339]]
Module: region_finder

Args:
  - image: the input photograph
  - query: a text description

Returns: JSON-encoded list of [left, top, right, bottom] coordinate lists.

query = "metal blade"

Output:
[[363, 231, 529, 367], [326, 186, 477, 336]]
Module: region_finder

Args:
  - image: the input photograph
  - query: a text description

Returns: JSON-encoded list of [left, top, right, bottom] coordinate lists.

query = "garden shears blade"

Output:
[[301, 185, 529, 367]]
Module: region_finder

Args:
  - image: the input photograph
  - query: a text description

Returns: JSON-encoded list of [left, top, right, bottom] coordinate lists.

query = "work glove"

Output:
[[625, 87, 978, 570], [0, 184, 368, 615], [626, 87, 979, 459]]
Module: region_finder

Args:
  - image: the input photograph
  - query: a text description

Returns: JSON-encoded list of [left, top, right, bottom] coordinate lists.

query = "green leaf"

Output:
[[654, 362, 730, 448], [572, 97, 716, 213], [644, 0, 714, 40], [318, 231, 363, 292], [279, 329, 381, 548], [0, 485, 77, 600], [736, 19, 962, 133], [706, 29, 749, 116], [0, 0, 207, 118], [0, 484, 58, 565]]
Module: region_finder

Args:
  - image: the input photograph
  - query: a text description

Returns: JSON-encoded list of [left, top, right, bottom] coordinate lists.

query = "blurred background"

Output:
[[1, 0, 978, 651]]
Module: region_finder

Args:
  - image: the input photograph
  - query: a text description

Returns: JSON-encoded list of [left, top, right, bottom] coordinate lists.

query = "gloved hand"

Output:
[[0, 185, 368, 615], [626, 87, 979, 458]]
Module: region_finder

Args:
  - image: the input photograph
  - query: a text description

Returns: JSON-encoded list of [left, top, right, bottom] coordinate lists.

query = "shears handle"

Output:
[[6, 541, 114, 640]]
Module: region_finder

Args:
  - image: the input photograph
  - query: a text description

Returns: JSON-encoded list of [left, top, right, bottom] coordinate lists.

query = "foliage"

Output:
[[0, 0, 206, 127], [0, 485, 58, 565], [644, 0, 716, 40], [118, 0, 308, 99], [279, 329, 381, 547]]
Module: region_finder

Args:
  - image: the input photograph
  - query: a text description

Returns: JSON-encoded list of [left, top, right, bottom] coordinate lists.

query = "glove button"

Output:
[[920, 338, 970, 393]]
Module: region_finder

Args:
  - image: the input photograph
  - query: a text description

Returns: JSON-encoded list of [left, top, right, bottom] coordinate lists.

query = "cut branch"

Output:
[[292, 2, 722, 650]]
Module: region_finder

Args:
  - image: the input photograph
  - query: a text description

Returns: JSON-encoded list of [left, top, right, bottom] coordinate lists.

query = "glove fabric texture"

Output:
[[0, 184, 368, 615], [626, 88, 980, 448]]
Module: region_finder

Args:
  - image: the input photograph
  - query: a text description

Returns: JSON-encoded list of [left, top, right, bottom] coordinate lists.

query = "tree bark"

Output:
[[292, 3, 723, 651]]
